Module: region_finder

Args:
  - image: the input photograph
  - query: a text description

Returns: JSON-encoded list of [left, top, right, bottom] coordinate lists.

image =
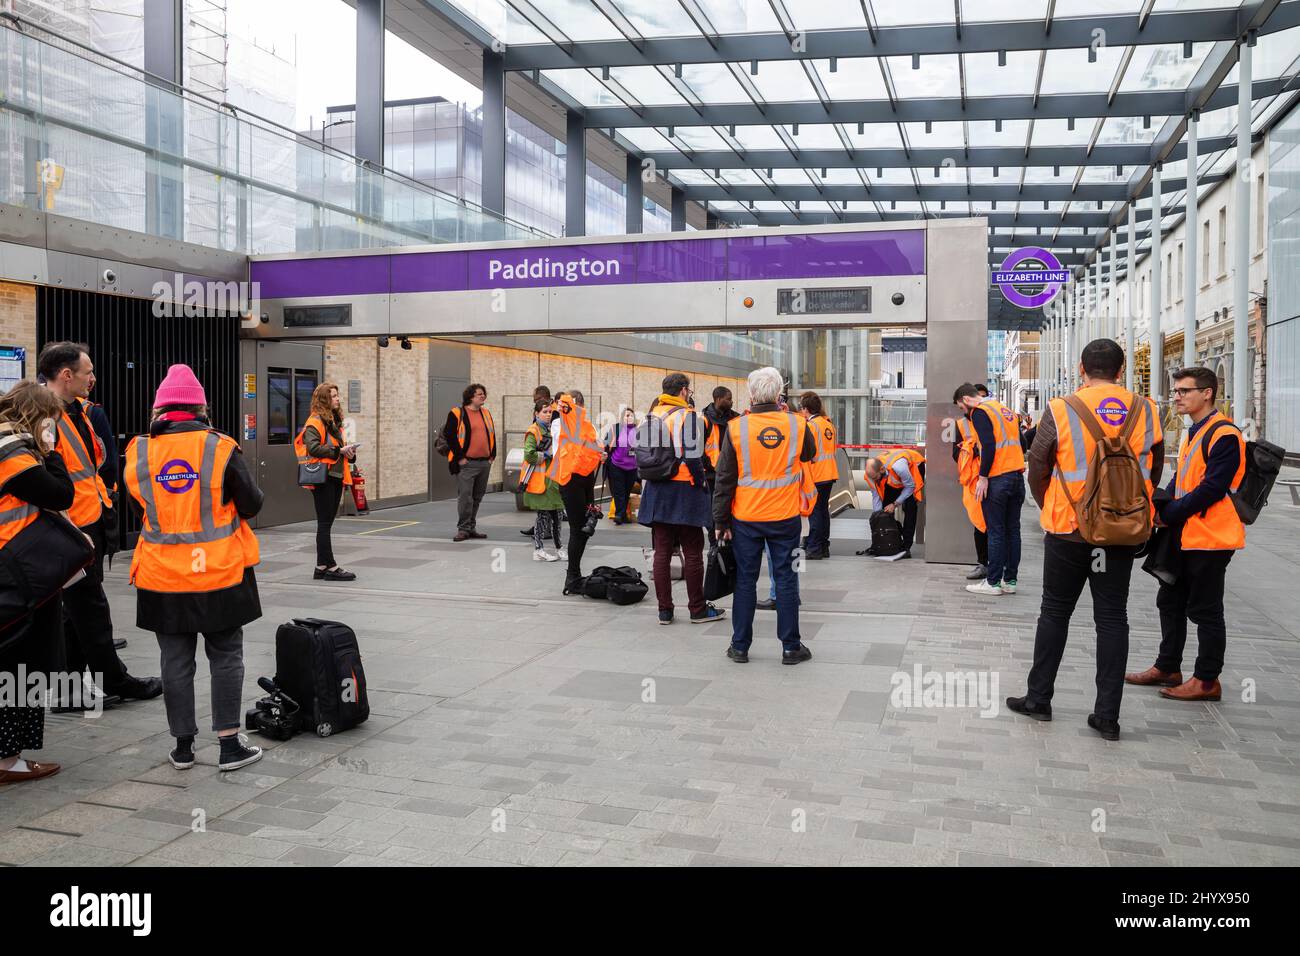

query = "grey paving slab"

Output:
[[7, 487, 1300, 866]]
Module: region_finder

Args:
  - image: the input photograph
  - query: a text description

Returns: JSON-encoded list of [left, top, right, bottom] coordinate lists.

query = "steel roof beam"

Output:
[[677, 175, 1218, 201], [580, 79, 1286, 127], [712, 209, 1154, 226], [499, 6, 1300, 71]]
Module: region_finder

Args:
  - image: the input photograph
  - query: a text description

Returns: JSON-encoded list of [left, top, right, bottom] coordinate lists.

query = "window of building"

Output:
[[1201, 220, 1210, 284], [1176, 241, 1184, 301], [1217, 207, 1228, 276], [1256, 174, 1266, 254], [1166, 251, 1172, 304]]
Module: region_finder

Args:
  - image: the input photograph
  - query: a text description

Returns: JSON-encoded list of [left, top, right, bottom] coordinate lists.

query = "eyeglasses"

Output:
[[1171, 387, 1211, 397]]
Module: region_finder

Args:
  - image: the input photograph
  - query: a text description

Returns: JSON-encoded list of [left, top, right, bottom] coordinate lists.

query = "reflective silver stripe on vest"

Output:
[[0, 502, 37, 525], [1057, 399, 1089, 483], [811, 416, 835, 462], [1174, 416, 1230, 499], [135, 434, 241, 545], [1138, 399, 1155, 481], [978, 401, 1019, 450], [57, 417, 97, 482], [736, 414, 802, 489]]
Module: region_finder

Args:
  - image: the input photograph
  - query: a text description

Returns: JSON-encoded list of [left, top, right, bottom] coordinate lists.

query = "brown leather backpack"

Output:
[[1059, 394, 1152, 547]]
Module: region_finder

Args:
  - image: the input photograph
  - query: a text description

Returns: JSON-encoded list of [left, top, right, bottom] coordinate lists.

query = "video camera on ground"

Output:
[[244, 676, 301, 741]]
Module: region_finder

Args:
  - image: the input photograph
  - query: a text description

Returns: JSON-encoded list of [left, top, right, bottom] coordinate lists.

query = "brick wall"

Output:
[[324, 338, 379, 495], [0, 282, 37, 386], [377, 337, 429, 499]]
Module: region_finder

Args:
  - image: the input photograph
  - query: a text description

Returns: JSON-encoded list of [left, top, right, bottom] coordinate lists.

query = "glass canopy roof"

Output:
[[439, 0, 1300, 327]]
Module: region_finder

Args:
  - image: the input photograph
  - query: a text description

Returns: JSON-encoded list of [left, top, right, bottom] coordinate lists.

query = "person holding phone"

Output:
[[300, 382, 357, 581]]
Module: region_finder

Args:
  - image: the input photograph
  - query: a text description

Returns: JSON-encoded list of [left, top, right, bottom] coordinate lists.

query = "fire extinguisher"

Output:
[[350, 467, 369, 514]]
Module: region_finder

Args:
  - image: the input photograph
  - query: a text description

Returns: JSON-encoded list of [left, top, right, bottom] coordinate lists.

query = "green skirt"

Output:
[[523, 476, 563, 511]]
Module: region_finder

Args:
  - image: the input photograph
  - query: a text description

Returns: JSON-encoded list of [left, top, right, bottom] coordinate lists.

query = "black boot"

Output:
[[563, 572, 585, 596]]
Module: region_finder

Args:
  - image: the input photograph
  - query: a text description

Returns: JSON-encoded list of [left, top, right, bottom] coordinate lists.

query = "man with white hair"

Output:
[[712, 367, 817, 665]]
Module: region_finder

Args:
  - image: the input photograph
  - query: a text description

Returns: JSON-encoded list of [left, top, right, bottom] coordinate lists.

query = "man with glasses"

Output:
[[1126, 367, 1245, 704]]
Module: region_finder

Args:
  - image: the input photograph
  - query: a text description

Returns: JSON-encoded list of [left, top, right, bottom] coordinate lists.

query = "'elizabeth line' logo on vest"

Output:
[[1095, 397, 1129, 427], [757, 427, 786, 450], [156, 459, 199, 494]]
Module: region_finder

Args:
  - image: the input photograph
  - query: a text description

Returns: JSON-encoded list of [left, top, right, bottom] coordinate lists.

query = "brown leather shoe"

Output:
[[0, 760, 61, 786], [452, 532, 470, 542], [1125, 666, 1182, 687], [1159, 678, 1222, 702]]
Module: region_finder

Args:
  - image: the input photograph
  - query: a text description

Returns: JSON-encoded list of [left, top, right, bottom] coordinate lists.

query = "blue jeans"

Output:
[[982, 472, 1025, 586], [732, 517, 803, 653]]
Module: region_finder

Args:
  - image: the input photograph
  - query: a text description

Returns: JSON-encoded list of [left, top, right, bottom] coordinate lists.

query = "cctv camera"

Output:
[[260, 313, 269, 324], [102, 268, 117, 285], [891, 292, 905, 306], [399, 336, 412, 350], [377, 336, 390, 348]]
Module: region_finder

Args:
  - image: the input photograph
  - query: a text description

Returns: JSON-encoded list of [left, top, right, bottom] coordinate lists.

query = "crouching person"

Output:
[[124, 365, 265, 772]]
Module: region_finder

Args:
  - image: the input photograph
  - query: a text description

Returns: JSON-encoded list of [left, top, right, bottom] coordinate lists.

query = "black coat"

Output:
[[128, 419, 264, 635]]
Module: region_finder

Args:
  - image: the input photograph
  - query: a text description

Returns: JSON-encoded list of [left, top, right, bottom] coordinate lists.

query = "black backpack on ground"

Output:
[[1197, 420, 1285, 525], [634, 408, 690, 481], [583, 565, 646, 604], [868, 510, 905, 556], [274, 618, 370, 737]]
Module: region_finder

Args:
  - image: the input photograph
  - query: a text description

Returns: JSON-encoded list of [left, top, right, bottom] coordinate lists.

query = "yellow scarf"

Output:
[[654, 393, 688, 411]]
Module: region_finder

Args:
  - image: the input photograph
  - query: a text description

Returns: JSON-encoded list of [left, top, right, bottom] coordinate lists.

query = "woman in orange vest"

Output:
[[0, 382, 73, 786], [522, 399, 565, 561], [295, 382, 357, 581], [123, 365, 265, 772], [1128, 366, 1245, 704], [799, 391, 839, 561], [548, 390, 604, 594]]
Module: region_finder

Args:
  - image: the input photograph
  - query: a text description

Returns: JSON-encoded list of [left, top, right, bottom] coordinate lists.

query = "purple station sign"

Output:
[[251, 230, 925, 300], [992, 247, 1069, 309]]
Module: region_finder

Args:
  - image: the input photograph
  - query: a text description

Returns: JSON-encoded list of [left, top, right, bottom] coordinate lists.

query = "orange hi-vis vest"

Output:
[[520, 421, 549, 495], [878, 448, 925, 502], [0, 434, 41, 549], [972, 398, 1025, 476], [1040, 384, 1162, 535], [447, 405, 496, 462], [806, 414, 839, 484], [124, 429, 260, 593], [548, 396, 602, 485], [727, 411, 815, 522], [704, 417, 722, 468], [294, 414, 352, 487], [955, 418, 986, 533], [1175, 411, 1246, 551], [651, 402, 703, 482], [57, 398, 111, 528]]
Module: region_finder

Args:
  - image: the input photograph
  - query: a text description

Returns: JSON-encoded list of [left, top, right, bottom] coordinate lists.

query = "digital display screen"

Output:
[[776, 287, 871, 315], [283, 304, 353, 328]]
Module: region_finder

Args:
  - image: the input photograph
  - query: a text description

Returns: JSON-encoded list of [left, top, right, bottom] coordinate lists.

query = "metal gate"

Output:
[[36, 288, 240, 550]]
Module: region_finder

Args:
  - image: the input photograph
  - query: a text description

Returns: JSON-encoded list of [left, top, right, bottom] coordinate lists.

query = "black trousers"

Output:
[[62, 522, 129, 691], [0, 597, 61, 758], [974, 528, 989, 566], [312, 476, 344, 567], [1027, 534, 1137, 722], [1155, 549, 1233, 682], [607, 465, 638, 521], [560, 471, 597, 578]]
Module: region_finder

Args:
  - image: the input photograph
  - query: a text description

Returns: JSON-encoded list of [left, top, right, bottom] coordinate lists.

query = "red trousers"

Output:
[[651, 523, 706, 615]]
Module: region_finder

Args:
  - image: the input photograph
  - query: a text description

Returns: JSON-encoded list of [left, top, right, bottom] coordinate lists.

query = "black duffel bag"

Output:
[[584, 565, 647, 604], [0, 509, 95, 651]]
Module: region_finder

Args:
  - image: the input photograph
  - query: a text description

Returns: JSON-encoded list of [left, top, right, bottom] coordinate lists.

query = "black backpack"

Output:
[[274, 618, 370, 737], [868, 510, 905, 557], [583, 565, 644, 601], [1199, 421, 1285, 525], [634, 408, 692, 481]]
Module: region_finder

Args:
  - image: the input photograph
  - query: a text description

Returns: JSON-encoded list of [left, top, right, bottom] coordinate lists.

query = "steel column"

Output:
[[1233, 38, 1253, 422], [355, 0, 386, 167], [565, 110, 587, 237], [481, 48, 507, 217], [625, 154, 643, 234], [143, 0, 183, 240], [670, 186, 686, 231], [1150, 166, 1164, 403], [1184, 114, 1200, 367], [1127, 202, 1137, 392]]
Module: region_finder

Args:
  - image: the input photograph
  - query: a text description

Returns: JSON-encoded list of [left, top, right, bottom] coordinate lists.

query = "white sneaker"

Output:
[[1000, 579, 1017, 594], [533, 549, 559, 562], [557, 548, 568, 560], [965, 580, 1003, 596]]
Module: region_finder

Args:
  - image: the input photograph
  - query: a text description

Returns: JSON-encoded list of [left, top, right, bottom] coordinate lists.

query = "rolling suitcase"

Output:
[[274, 618, 370, 737]]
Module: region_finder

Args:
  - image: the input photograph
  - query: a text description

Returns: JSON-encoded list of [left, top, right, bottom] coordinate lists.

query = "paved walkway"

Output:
[[3, 480, 1299, 867]]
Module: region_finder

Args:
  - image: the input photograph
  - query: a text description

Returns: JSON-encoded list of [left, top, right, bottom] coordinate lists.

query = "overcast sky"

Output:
[[226, 0, 483, 131]]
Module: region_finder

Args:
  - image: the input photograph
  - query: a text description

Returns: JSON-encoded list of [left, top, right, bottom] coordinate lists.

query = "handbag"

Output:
[[704, 543, 736, 601], [0, 509, 96, 649], [298, 460, 327, 487]]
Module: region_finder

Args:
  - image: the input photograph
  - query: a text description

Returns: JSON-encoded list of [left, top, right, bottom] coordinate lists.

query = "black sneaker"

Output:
[[169, 737, 195, 770], [521, 527, 535, 536], [1087, 714, 1121, 741], [781, 644, 812, 666], [966, 564, 988, 580], [218, 734, 263, 772], [755, 598, 777, 611], [658, 610, 673, 626], [726, 645, 749, 663], [690, 605, 726, 624], [1006, 696, 1052, 721]]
